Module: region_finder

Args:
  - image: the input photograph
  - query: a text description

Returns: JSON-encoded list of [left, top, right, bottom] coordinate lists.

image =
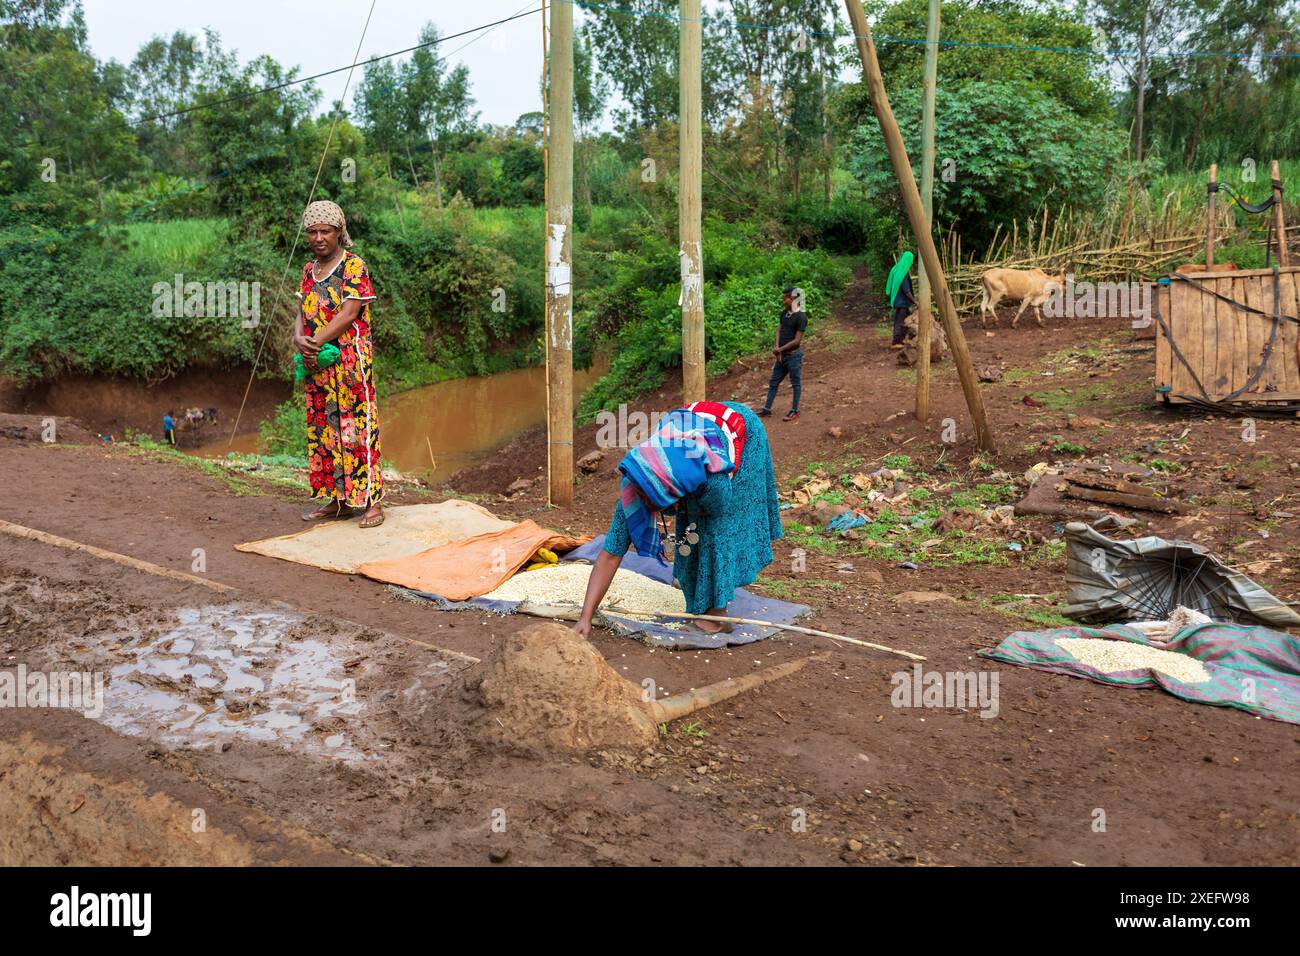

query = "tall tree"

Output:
[[0, 0, 137, 212], [574, 31, 609, 220], [125, 30, 206, 176], [402, 23, 476, 204], [1089, 0, 1194, 165], [355, 56, 405, 179]]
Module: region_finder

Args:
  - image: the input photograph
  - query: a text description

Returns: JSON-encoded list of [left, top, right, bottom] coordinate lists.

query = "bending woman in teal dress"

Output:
[[572, 401, 783, 638]]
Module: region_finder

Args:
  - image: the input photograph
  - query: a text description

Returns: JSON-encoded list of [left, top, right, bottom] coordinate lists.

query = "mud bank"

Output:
[[0, 369, 288, 445]]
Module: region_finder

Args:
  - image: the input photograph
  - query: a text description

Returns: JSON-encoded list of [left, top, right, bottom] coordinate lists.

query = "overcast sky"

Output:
[[82, 0, 553, 127], [78, 2, 773, 129]]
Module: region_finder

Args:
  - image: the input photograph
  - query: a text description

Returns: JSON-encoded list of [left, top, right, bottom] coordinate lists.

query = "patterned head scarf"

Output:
[[302, 200, 353, 248]]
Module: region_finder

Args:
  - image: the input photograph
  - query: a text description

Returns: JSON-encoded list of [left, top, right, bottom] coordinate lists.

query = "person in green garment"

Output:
[[572, 401, 782, 638], [885, 251, 916, 349]]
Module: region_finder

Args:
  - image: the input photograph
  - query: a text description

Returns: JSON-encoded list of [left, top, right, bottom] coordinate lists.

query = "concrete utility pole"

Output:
[[914, 0, 939, 421], [843, 0, 994, 453], [545, 0, 574, 505], [680, 0, 705, 403]]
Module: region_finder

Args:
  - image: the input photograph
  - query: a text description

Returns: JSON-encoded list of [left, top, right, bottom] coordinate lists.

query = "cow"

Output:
[[978, 267, 1067, 328], [1174, 261, 1238, 275]]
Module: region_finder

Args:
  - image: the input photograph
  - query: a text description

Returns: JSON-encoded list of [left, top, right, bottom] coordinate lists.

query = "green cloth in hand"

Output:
[[294, 342, 341, 382]]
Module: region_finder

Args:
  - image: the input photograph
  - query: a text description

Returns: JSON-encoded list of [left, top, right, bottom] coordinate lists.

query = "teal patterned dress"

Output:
[[603, 403, 782, 613]]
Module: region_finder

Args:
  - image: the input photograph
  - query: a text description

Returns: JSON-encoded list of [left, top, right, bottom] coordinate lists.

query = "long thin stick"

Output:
[[604, 605, 926, 661], [1, 519, 484, 664], [0, 518, 235, 593]]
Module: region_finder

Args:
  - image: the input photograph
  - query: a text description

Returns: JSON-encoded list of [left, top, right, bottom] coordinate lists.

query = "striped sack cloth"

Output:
[[683, 401, 747, 475]]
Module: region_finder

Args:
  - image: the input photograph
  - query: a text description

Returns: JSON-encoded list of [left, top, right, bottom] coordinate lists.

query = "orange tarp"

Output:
[[357, 520, 591, 600]]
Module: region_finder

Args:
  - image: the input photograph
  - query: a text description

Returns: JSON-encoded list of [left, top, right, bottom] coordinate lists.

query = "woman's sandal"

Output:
[[359, 507, 385, 529], [302, 502, 355, 522]]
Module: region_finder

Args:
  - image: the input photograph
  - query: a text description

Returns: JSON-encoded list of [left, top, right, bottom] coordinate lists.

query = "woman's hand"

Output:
[[573, 550, 623, 641], [296, 333, 323, 358]]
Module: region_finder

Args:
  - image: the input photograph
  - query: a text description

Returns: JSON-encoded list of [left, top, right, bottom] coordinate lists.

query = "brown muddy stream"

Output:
[[194, 359, 608, 479]]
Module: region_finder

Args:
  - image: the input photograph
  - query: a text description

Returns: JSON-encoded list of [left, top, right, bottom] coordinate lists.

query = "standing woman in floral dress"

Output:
[[296, 200, 385, 528]]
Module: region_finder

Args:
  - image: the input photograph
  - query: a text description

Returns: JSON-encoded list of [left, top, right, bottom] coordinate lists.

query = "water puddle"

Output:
[[95, 607, 393, 763]]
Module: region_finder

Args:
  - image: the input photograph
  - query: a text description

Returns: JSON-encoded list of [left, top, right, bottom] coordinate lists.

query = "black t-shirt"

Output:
[[779, 309, 807, 350], [894, 274, 914, 308]]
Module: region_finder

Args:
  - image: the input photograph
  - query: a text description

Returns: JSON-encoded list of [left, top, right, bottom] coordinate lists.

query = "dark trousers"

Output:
[[892, 306, 911, 344], [764, 349, 803, 412]]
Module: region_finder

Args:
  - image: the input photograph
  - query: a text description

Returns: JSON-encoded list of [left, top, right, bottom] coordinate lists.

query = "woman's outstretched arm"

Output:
[[572, 550, 623, 639]]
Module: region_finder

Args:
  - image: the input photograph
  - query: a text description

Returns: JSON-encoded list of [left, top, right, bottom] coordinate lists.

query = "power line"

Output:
[[138, 7, 543, 125], [227, 0, 381, 447], [566, 0, 1300, 62]]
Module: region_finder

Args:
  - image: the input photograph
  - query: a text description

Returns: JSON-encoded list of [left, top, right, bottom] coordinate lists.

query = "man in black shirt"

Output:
[[758, 287, 806, 422]]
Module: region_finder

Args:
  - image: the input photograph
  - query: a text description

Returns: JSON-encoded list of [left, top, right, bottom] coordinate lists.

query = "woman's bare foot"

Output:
[[359, 503, 385, 528], [692, 608, 734, 634], [303, 501, 355, 521]]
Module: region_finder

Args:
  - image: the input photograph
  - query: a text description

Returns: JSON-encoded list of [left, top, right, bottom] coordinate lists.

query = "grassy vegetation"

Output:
[[753, 577, 847, 601], [122, 433, 305, 497], [124, 218, 226, 271], [982, 597, 1076, 629], [1027, 382, 1114, 410]]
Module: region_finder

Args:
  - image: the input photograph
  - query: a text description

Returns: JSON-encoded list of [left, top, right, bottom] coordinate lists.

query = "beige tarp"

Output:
[[235, 500, 513, 574]]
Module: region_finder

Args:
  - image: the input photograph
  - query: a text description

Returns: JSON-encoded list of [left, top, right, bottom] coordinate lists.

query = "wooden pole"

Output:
[[0, 518, 486, 665], [679, 0, 706, 403], [842, 0, 994, 452], [914, 0, 940, 422], [648, 658, 810, 722], [545, 0, 574, 506], [1272, 160, 1290, 267], [1206, 164, 1217, 268], [0, 519, 235, 593]]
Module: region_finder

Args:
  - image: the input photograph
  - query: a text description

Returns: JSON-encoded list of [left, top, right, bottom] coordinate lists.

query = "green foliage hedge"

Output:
[[577, 219, 850, 420]]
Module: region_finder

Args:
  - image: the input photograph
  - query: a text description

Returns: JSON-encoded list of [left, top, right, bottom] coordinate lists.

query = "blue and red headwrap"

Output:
[[617, 409, 735, 563]]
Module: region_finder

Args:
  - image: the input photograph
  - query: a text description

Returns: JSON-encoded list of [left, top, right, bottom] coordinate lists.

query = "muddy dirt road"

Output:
[[2, 298, 1297, 866]]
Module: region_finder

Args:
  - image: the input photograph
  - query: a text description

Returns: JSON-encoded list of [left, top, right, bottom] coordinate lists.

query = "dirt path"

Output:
[[2, 295, 1297, 866]]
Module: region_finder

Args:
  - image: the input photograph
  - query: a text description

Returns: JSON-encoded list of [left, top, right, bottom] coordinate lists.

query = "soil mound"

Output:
[[456, 621, 659, 752]]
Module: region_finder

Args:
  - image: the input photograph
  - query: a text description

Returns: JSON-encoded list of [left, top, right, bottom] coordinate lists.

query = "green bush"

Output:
[[257, 398, 307, 457], [577, 226, 850, 420], [843, 81, 1124, 245]]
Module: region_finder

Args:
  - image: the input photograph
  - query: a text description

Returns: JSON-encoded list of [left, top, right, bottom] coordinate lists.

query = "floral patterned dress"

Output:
[[298, 251, 383, 507]]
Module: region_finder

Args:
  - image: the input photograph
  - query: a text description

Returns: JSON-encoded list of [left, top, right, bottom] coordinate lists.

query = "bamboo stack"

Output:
[[940, 202, 1212, 315]]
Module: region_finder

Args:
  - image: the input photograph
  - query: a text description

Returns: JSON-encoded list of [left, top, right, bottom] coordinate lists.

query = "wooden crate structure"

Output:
[[1154, 266, 1300, 406]]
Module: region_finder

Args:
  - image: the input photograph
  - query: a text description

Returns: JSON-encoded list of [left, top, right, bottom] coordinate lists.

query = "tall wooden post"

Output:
[[680, 0, 705, 403], [1206, 164, 1217, 268], [843, 0, 994, 452], [914, 0, 939, 421], [1271, 160, 1289, 267], [545, 0, 574, 506]]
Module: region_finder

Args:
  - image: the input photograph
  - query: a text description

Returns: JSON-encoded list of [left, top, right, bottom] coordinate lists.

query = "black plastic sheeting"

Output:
[[1063, 522, 1300, 627]]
